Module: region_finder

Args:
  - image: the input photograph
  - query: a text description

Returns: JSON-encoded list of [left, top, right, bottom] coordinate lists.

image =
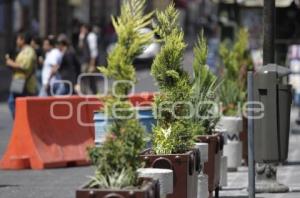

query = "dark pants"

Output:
[[8, 91, 33, 119]]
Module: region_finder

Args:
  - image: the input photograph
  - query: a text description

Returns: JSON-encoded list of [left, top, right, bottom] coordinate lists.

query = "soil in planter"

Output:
[[140, 149, 200, 198], [76, 178, 159, 198]]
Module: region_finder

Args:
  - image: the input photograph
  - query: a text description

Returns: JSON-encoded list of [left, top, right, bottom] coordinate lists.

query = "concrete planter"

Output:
[[140, 149, 200, 198], [194, 143, 209, 198], [138, 168, 173, 198], [219, 156, 228, 187], [76, 178, 160, 198], [195, 133, 224, 198], [215, 129, 228, 187], [218, 116, 243, 171], [197, 174, 209, 198]]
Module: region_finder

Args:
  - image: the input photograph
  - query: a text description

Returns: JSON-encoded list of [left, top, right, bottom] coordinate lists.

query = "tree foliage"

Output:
[[219, 28, 252, 116]]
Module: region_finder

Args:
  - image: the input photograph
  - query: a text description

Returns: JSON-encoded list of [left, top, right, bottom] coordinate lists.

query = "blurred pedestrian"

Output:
[[39, 35, 63, 96], [57, 36, 81, 95], [175, 0, 187, 30], [5, 31, 37, 118], [78, 23, 99, 73], [30, 36, 44, 91], [78, 24, 99, 94]]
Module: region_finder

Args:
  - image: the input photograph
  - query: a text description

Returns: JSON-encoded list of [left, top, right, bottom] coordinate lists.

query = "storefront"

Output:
[[217, 0, 300, 64]]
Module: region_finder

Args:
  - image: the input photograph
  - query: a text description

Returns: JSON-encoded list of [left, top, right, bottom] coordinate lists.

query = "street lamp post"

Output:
[[263, 0, 275, 65]]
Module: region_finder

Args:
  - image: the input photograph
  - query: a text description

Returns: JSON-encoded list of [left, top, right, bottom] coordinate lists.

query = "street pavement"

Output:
[[220, 107, 300, 198]]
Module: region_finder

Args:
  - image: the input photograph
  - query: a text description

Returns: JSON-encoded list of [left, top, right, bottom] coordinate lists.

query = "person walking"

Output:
[[175, 0, 188, 30], [39, 35, 63, 96], [30, 36, 44, 91], [78, 24, 99, 95], [57, 36, 81, 95], [78, 24, 99, 73], [5, 32, 37, 118]]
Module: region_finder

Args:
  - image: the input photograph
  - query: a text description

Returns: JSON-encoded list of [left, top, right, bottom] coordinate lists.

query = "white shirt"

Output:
[[42, 48, 63, 85], [87, 32, 98, 59]]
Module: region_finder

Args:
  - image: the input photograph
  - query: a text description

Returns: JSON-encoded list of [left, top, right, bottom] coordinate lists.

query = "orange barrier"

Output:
[[0, 93, 155, 170], [128, 92, 155, 106], [0, 96, 95, 170]]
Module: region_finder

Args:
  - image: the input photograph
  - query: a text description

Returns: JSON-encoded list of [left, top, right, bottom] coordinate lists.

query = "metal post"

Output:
[[263, 0, 275, 65], [117, 0, 121, 15], [248, 72, 255, 198], [39, 0, 48, 37]]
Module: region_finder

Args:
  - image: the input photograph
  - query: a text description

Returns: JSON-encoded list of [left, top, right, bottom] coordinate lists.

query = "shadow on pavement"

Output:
[[284, 161, 300, 166], [0, 184, 20, 188], [220, 197, 264, 198]]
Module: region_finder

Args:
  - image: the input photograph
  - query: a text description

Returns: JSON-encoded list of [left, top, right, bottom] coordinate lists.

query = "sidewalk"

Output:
[[220, 108, 300, 198]]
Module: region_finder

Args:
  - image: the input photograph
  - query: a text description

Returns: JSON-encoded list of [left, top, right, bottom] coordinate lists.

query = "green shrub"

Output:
[[151, 4, 219, 154], [87, 0, 153, 189], [98, 0, 153, 95], [191, 32, 220, 135], [219, 28, 253, 116]]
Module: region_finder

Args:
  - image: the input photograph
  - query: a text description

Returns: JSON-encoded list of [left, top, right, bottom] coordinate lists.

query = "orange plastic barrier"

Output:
[[0, 93, 155, 170], [0, 96, 95, 170]]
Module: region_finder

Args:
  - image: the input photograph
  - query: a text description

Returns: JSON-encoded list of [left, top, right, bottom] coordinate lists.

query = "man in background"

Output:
[[78, 24, 99, 73], [57, 36, 81, 95], [5, 32, 37, 118], [39, 35, 63, 96], [78, 24, 99, 94]]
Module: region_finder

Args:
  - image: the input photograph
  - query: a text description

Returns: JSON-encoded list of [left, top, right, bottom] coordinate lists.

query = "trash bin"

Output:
[[253, 64, 292, 163]]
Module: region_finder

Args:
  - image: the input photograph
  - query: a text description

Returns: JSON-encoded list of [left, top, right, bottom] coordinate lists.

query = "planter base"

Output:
[[255, 163, 289, 193], [140, 149, 199, 198], [76, 178, 159, 198], [255, 181, 289, 193]]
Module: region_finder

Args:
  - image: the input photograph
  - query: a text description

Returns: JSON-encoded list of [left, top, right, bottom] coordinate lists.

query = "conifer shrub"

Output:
[[151, 4, 219, 155], [219, 28, 253, 116], [87, 0, 153, 189]]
